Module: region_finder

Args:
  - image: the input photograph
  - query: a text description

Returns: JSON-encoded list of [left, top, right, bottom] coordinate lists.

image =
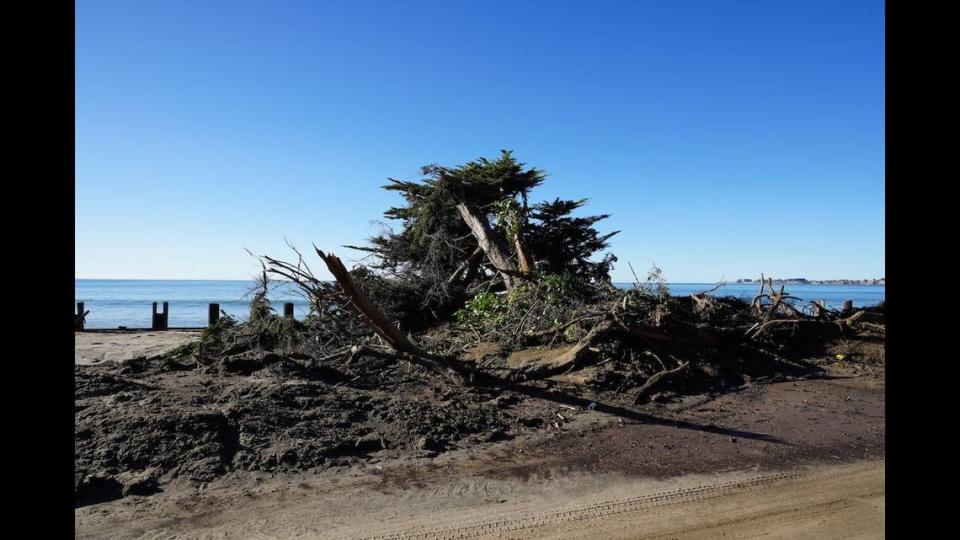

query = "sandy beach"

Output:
[[75, 330, 200, 365]]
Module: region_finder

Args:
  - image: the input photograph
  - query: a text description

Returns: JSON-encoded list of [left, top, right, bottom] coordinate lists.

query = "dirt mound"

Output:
[[74, 355, 510, 507]]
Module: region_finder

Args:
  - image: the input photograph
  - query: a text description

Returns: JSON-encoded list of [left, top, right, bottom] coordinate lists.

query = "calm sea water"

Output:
[[75, 279, 885, 329]]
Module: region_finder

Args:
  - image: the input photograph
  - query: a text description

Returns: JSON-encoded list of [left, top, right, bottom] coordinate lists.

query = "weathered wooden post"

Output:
[[283, 302, 295, 319], [152, 301, 169, 330], [841, 300, 854, 316], [208, 303, 220, 326], [75, 302, 87, 331]]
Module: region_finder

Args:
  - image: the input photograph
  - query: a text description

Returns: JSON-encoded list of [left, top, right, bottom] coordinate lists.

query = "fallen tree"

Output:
[[76, 151, 885, 506], [314, 247, 476, 385], [239, 152, 882, 398]]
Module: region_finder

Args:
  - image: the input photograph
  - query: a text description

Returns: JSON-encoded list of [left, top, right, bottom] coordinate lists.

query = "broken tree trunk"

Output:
[[513, 233, 534, 277], [455, 202, 520, 290], [316, 249, 425, 354], [315, 248, 474, 384], [514, 195, 534, 278]]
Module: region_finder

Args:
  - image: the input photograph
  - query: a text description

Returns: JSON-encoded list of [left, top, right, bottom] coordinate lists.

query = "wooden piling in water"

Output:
[[284, 302, 295, 319], [208, 303, 220, 326], [75, 302, 86, 331], [841, 300, 854, 316], [152, 301, 169, 330]]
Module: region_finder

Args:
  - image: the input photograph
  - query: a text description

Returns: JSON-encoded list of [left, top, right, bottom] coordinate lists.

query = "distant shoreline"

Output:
[[735, 278, 885, 286]]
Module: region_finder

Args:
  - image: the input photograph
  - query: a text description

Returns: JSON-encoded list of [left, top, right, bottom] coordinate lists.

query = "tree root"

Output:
[[633, 359, 690, 404]]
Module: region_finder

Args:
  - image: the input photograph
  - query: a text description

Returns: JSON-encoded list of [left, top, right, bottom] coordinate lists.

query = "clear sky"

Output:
[[76, 0, 884, 282]]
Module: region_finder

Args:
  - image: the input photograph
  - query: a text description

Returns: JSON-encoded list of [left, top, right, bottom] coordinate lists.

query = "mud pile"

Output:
[[75, 355, 508, 507]]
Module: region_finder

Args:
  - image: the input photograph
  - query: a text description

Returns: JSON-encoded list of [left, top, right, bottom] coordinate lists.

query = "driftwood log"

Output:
[[509, 315, 617, 380]]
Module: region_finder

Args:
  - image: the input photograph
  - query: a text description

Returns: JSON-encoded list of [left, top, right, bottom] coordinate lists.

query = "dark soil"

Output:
[[362, 361, 884, 492], [74, 328, 883, 508], [486, 368, 885, 482], [75, 356, 506, 507]]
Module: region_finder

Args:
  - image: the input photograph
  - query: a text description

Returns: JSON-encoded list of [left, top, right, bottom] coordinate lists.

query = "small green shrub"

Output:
[[538, 273, 577, 306], [454, 273, 592, 337], [455, 292, 507, 328]]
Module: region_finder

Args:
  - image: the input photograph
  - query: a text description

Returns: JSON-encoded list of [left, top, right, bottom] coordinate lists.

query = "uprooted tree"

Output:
[[210, 150, 882, 398]]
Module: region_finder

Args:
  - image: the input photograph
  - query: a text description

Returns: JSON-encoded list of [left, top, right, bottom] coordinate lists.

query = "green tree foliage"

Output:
[[526, 198, 619, 283], [347, 151, 618, 327]]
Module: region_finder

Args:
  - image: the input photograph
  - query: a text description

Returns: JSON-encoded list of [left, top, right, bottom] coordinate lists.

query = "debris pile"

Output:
[[75, 151, 884, 506]]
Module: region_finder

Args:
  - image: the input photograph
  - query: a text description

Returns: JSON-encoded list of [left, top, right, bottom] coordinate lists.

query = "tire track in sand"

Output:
[[362, 461, 882, 540]]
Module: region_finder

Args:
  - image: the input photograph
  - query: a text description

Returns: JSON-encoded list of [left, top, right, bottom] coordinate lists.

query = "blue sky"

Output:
[[76, 0, 884, 282]]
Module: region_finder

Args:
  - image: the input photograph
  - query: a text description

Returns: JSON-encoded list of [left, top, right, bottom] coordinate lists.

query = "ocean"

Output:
[[75, 279, 886, 329]]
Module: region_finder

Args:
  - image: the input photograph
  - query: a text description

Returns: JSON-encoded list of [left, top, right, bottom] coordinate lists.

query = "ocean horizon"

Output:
[[75, 279, 885, 330]]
